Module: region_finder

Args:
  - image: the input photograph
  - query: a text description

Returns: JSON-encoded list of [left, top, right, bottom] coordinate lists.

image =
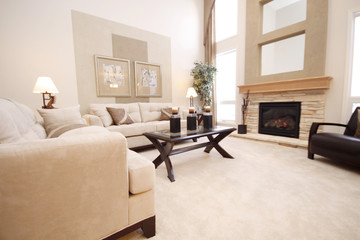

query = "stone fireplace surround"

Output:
[[237, 76, 332, 146]]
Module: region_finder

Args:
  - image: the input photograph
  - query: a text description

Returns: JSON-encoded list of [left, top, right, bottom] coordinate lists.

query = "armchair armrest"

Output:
[[308, 122, 348, 159], [309, 122, 348, 138], [0, 132, 129, 239]]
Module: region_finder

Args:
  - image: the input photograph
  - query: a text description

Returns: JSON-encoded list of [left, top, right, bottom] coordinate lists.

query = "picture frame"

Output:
[[134, 61, 162, 97], [94, 55, 131, 97]]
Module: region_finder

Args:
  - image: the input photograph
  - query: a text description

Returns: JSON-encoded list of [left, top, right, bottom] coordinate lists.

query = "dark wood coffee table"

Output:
[[143, 126, 236, 182]]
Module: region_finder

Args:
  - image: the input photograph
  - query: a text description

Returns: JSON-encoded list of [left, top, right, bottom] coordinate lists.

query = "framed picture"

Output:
[[94, 55, 131, 97], [135, 61, 162, 97]]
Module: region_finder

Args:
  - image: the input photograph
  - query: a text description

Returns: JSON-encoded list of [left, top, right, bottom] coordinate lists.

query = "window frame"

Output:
[[343, 10, 360, 120]]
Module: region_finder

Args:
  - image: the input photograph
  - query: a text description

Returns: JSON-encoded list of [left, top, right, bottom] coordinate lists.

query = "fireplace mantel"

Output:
[[238, 76, 332, 94]]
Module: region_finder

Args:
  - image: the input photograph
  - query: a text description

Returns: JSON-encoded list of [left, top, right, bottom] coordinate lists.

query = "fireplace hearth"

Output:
[[258, 102, 301, 138]]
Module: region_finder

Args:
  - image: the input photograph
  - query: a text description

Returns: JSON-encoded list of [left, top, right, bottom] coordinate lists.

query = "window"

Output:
[[262, 0, 307, 34], [348, 13, 360, 114], [215, 0, 241, 125], [261, 34, 305, 76], [215, 0, 237, 42], [351, 15, 360, 97], [216, 50, 237, 122]]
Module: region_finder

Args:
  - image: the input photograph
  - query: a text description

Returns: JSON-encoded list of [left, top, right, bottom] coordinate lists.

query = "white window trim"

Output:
[[342, 9, 360, 122]]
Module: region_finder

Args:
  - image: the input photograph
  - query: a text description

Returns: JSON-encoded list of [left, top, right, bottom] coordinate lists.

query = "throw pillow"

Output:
[[89, 105, 113, 127], [355, 110, 360, 138], [37, 105, 86, 136], [160, 107, 172, 120], [107, 107, 134, 125]]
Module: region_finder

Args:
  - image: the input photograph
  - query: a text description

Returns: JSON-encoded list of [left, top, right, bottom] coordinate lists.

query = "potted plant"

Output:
[[238, 90, 250, 134], [191, 62, 217, 109]]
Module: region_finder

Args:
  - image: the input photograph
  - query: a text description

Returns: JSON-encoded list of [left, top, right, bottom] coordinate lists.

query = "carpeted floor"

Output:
[[119, 136, 360, 240]]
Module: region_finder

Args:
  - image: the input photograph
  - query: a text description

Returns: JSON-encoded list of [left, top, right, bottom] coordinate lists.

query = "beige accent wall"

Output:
[[245, 0, 328, 85], [112, 34, 149, 103], [72, 11, 172, 114]]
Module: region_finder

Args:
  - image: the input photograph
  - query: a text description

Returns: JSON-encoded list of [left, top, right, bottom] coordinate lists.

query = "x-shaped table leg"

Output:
[[146, 137, 176, 182], [204, 131, 233, 158]]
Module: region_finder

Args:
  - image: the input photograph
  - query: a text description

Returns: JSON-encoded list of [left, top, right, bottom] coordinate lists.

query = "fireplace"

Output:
[[258, 102, 301, 138]]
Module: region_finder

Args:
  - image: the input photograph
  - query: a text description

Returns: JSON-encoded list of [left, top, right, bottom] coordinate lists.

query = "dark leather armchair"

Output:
[[308, 107, 360, 166]]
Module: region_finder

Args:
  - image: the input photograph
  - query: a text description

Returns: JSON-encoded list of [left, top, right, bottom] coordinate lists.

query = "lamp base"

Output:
[[42, 93, 56, 109]]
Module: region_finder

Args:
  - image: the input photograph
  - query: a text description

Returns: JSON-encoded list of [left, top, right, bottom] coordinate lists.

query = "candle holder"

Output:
[[189, 106, 195, 114], [171, 107, 179, 115], [203, 110, 213, 129], [204, 106, 211, 113], [187, 113, 197, 130], [170, 114, 181, 133]]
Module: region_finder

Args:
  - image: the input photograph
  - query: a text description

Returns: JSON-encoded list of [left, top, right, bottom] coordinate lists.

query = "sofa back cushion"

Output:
[[344, 107, 360, 136], [0, 99, 46, 144], [89, 103, 141, 126], [355, 110, 360, 138], [138, 102, 173, 122]]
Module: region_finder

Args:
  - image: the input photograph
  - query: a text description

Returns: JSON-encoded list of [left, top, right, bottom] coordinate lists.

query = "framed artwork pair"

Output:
[[94, 55, 162, 97]]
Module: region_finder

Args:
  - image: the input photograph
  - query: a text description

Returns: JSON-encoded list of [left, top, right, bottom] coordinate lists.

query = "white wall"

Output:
[[325, 0, 360, 123], [0, 0, 204, 110]]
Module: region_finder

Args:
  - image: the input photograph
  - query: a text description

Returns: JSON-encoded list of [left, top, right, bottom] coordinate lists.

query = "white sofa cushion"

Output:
[[89, 103, 141, 127], [107, 122, 157, 137], [0, 99, 46, 143], [139, 102, 172, 122], [38, 105, 86, 135], [127, 150, 155, 194], [59, 126, 113, 138]]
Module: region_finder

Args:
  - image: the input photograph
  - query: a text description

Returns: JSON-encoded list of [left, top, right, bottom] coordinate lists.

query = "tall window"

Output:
[[349, 13, 360, 113], [215, 0, 238, 125], [216, 50, 237, 122], [215, 0, 237, 42]]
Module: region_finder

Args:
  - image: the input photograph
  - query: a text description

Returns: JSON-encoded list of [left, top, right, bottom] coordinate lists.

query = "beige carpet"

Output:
[[120, 137, 360, 240]]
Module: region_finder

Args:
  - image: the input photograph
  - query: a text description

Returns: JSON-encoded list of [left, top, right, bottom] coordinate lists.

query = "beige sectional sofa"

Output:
[[0, 99, 155, 240], [83, 102, 186, 149]]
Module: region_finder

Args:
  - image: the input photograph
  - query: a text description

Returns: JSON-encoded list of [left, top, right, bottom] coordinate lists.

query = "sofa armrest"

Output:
[[83, 114, 104, 126], [127, 150, 155, 194], [0, 132, 129, 240]]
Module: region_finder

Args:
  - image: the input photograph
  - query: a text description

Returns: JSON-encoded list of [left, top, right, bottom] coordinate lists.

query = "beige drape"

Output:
[[204, 0, 217, 122], [204, 0, 216, 65]]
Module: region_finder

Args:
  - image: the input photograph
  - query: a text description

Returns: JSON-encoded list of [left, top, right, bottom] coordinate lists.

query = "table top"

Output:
[[143, 126, 236, 142]]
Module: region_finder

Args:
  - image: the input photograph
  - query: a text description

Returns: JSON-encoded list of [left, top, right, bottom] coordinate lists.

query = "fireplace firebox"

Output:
[[258, 102, 301, 138]]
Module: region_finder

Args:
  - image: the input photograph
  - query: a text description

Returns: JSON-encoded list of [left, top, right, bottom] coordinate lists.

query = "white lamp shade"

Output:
[[33, 77, 59, 93], [186, 87, 198, 98]]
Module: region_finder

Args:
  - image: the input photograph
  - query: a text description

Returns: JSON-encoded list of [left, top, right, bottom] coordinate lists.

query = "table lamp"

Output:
[[186, 87, 198, 107], [33, 76, 59, 109]]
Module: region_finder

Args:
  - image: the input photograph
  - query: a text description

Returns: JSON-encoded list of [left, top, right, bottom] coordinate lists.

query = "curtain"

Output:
[[204, 0, 217, 122], [204, 0, 216, 65]]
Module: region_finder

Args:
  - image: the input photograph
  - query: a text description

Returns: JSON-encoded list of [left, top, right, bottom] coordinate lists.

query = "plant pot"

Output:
[[238, 124, 247, 134]]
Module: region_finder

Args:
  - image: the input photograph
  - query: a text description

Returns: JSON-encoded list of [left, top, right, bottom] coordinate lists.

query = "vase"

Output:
[[238, 124, 247, 134]]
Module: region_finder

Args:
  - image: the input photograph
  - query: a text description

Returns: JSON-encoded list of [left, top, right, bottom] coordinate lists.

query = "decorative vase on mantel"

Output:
[[238, 124, 247, 134]]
